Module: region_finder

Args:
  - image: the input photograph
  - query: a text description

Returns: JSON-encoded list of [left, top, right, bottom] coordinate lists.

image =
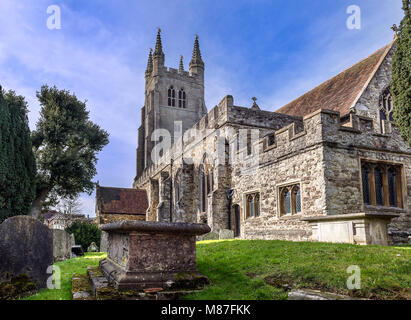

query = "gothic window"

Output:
[[279, 184, 302, 216], [199, 157, 213, 213], [247, 131, 252, 155], [374, 167, 384, 206], [178, 89, 186, 108], [361, 165, 370, 205], [245, 193, 260, 219], [379, 88, 393, 129], [168, 86, 175, 107], [293, 186, 301, 214], [360, 161, 403, 208], [174, 169, 182, 206], [388, 168, 397, 207]]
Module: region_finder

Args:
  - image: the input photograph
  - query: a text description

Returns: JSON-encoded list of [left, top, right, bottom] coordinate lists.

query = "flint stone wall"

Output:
[[0, 216, 53, 289]]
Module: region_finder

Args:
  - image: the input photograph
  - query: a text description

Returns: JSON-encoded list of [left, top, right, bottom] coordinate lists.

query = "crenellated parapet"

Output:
[[255, 109, 411, 163]]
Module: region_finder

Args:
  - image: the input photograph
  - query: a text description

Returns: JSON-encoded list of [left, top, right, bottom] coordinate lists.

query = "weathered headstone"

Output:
[[202, 231, 219, 241], [52, 229, 72, 262], [219, 229, 234, 240], [99, 231, 108, 253], [0, 216, 53, 289], [70, 233, 76, 247], [87, 242, 98, 252]]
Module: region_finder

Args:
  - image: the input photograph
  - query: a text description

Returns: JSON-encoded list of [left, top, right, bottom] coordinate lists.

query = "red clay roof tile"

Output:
[[276, 43, 393, 117]]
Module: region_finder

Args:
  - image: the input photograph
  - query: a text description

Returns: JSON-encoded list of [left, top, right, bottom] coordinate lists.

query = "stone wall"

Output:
[[99, 214, 145, 225], [135, 89, 410, 244]]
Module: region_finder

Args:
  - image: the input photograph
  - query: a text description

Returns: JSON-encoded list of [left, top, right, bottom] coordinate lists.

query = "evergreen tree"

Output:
[[392, 0, 411, 146], [30, 85, 109, 218], [0, 87, 36, 223]]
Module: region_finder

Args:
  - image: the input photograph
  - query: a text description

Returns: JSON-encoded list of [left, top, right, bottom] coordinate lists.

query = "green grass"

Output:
[[186, 240, 411, 300], [24, 241, 410, 300], [23, 253, 106, 300]]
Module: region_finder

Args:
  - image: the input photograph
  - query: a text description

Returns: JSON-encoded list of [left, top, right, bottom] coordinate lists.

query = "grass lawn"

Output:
[[23, 253, 106, 300], [187, 240, 410, 300], [24, 241, 410, 300]]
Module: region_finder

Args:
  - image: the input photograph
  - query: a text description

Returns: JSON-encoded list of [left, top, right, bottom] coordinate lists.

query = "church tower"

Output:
[[136, 30, 207, 179]]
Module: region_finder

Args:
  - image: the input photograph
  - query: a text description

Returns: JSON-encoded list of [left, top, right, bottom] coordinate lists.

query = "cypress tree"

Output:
[[0, 88, 36, 223], [392, 0, 411, 147]]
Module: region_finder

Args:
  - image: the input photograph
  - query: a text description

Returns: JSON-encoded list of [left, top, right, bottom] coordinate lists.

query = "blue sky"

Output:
[[0, 0, 403, 216]]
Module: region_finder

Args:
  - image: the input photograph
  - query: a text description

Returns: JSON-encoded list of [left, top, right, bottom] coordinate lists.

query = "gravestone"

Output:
[[202, 231, 219, 241], [52, 229, 72, 262], [0, 216, 53, 289], [87, 242, 98, 252], [219, 229, 234, 240], [99, 231, 108, 253], [70, 233, 76, 247]]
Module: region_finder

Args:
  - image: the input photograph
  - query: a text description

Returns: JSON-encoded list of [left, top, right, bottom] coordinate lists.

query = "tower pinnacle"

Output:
[[190, 35, 204, 66], [154, 28, 163, 56], [179, 55, 184, 73], [146, 48, 153, 76]]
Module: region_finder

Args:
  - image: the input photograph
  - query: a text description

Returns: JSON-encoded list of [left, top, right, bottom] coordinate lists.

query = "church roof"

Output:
[[96, 186, 148, 216], [276, 42, 394, 117]]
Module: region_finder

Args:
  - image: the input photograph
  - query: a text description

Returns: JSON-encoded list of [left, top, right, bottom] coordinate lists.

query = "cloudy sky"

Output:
[[0, 0, 403, 216]]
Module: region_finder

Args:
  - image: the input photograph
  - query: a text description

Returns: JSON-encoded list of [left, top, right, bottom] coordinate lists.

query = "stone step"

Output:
[[71, 273, 94, 300], [86, 266, 202, 300]]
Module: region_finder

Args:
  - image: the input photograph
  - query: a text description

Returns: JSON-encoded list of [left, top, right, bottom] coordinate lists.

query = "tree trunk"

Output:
[[29, 189, 50, 219]]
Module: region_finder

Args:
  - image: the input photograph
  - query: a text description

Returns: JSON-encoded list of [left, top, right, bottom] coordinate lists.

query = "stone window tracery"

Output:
[[379, 88, 393, 129], [178, 89, 186, 108], [279, 184, 301, 216], [199, 157, 213, 213], [168, 86, 175, 107], [245, 193, 260, 219], [361, 161, 403, 208]]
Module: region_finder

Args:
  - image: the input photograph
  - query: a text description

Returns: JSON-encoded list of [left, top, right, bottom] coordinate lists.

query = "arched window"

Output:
[[199, 157, 213, 213], [374, 166, 384, 206], [174, 169, 182, 207], [245, 193, 260, 219], [280, 184, 301, 216], [168, 86, 175, 107], [388, 167, 397, 207], [360, 160, 403, 208], [361, 164, 370, 205], [379, 88, 393, 129], [178, 89, 186, 108], [255, 194, 260, 217], [293, 186, 301, 214]]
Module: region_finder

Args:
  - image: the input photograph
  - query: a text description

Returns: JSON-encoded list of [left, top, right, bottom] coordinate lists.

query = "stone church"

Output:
[[98, 30, 410, 245]]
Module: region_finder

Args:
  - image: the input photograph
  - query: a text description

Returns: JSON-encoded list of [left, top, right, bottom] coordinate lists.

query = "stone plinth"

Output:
[[302, 212, 400, 245], [100, 220, 210, 291]]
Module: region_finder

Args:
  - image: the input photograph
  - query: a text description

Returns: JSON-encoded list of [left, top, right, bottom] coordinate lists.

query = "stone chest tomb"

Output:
[[100, 220, 210, 291]]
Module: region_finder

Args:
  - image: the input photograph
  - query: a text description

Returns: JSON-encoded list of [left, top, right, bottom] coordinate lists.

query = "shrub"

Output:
[[66, 221, 101, 252]]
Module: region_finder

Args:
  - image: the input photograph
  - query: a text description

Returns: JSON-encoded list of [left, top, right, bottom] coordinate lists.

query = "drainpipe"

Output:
[[226, 189, 234, 230], [169, 157, 173, 222]]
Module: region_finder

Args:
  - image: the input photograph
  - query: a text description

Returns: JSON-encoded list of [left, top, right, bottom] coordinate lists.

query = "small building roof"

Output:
[[276, 42, 394, 117], [96, 186, 148, 216]]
